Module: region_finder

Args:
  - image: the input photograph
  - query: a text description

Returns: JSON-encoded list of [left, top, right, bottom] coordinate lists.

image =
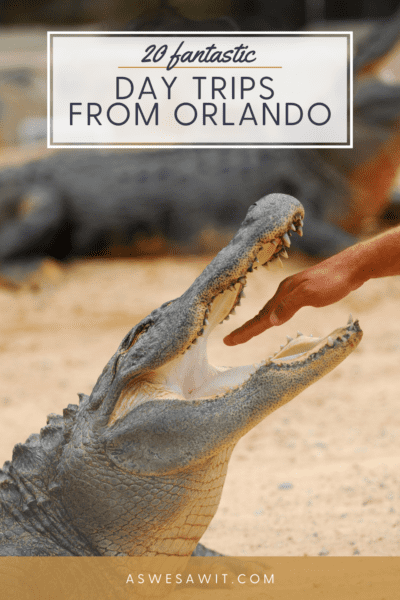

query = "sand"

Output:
[[1, 253, 399, 557]]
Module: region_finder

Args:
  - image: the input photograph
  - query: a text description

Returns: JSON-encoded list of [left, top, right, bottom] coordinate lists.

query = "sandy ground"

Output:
[[0, 253, 400, 557]]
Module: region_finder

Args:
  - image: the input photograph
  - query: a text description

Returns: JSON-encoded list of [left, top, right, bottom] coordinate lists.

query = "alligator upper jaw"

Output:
[[182, 199, 305, 352]]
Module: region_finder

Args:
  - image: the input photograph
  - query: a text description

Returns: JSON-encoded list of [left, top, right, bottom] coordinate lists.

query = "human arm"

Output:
[[224, 225, 400, 346]]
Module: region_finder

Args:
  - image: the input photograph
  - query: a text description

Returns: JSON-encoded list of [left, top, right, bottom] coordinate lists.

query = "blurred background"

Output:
[[0, 0, 399, 279], [0, 0, 400, 280], [1, 1, 400, 558]]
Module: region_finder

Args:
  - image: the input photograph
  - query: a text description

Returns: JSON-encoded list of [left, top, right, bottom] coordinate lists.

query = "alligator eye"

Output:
[[112, 321, 153, 379], [120, 321, 152, 352]]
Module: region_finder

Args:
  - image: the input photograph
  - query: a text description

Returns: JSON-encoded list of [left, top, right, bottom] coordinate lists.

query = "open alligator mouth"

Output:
[[152, 210, 360, 400], [109, 195, 362, 424]]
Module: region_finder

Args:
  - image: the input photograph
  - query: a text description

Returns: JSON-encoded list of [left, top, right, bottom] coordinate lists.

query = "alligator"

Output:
[[0, 146, 355, 274], [0, 194, 362, 556]]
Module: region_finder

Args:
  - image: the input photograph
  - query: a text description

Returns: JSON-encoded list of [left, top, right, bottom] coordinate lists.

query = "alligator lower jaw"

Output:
[[110, 316, 361, 423], [185, 318, 361, 400]]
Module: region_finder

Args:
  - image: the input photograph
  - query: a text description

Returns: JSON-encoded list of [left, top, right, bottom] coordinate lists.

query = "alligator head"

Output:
[[6, 193, 361, 557]]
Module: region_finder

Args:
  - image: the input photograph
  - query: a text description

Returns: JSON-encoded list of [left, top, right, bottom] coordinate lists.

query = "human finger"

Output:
[[224, 285, 304, 345]]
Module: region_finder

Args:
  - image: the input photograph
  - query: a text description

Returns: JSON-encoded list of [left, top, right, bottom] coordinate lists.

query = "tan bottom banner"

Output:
[[0, 557, 398, 599]]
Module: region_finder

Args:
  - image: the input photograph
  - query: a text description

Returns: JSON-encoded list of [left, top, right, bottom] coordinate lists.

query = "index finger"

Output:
[[223, 283, 305, 346], [223, 296, 278, 345]]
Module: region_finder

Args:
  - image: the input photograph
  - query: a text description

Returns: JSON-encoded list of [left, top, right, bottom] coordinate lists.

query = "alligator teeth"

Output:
[[327, 336, 334, 347], [286, 335, 293, 343], [280, 248, 289, 259], [297, 331, 303, 337], [347, 314, 353, 325], [238, 277, 246, 284], [282, 233, 291, 247], [248, 264, 253, 273], [254, 256, 259, 263], [192, 338, 198, 344], [230, 308, 236, 315], [300, 218, 304, 226], [224, 315, 230, 321], [280, 344, 285, 349], [277, 256, 283, 268], [271, 239, 278, 246], [198, 329, 204, 336], [240, 290, 246, 299], [290, 223, 296, 231], [204, 318, 209, 326], [263, 262, 270, 269], [297, 226, 303, 236]]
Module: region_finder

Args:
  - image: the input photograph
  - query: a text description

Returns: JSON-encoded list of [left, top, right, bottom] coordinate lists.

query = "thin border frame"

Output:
[[47, 31, 353, 149]]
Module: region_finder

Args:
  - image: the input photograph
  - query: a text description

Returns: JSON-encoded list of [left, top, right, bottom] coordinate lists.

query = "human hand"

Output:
[[224, 258, 363, 346]]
